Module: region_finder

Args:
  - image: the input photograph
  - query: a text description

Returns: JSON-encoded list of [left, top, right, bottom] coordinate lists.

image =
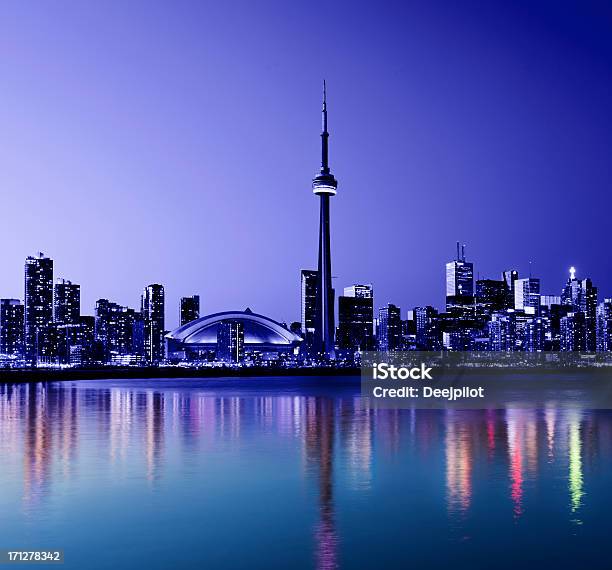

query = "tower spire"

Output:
[[321, 80, 329, 174]]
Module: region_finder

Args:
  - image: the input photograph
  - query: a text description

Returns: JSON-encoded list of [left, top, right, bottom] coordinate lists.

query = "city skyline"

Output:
[[1, 241, 610, 366], [1, 1, 612, 325]]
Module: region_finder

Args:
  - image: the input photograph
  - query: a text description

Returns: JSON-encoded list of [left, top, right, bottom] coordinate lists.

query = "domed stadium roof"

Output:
[[166, 308, 302, 350]]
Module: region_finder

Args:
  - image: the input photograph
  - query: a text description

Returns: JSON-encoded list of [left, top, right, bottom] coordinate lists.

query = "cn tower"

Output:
[[312, 81, 338, 359]]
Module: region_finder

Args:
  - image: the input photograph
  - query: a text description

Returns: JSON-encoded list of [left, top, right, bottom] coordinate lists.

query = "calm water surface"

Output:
[[1, 378, 611, 569]]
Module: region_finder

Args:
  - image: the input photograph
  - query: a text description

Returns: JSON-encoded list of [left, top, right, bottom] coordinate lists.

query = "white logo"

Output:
[[372, 362, 433, 381]]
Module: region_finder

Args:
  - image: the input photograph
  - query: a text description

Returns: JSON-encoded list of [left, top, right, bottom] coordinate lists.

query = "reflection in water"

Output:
[[0, 381, 610, 567], [445, 411, 473, 516], [568, 411, 584, 519], [304, 398, 338, 570], [506, 409, 525, 519]]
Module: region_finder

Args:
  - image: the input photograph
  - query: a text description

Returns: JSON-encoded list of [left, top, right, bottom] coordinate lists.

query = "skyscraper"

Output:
[[312, 82, 338, 359], [24, 253, 54, 363], [377, 304, 402, 351], [0, 299, 24, 357], [180, 295, 200, 326], [596, 299, 612, 352], [446, 243, 474, 316], [300, 269, 318, 348], [142, 284, 165, 363], [54, 279, 80, 324], [579, 278, 598, 351], [503, 270, 519, 309], [415, 306, 441, 350], [561, 268, 597, 351], [475, 279, 506, 318], [337, 284, 374, 353]]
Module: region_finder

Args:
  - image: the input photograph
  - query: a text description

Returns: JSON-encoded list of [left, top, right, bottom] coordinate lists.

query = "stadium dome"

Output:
[[166, 308, 302, 356]]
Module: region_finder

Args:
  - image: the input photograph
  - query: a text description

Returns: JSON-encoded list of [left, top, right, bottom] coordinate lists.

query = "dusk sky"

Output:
[[1, 0, 612, 328]]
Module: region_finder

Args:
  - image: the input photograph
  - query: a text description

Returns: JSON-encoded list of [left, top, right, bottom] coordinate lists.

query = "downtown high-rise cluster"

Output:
[[301, 246, 612, 361], [0, 252, 202, 367]]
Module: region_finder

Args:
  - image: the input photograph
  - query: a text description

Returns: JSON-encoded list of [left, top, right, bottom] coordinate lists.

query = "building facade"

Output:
[[142, 284, 165, 363], [0, 299, 24, 357], [180, 295, 200, 326], [24, 253, 54, 363]]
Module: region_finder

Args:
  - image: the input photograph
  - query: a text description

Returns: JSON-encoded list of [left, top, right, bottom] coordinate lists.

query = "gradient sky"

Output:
[[1, 0, 612, 328]]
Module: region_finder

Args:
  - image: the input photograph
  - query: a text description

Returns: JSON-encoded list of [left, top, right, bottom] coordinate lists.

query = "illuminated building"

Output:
[[300, 269, 318, 351], [475, 279, 506, 318], [560, 312, 587, 351], [0, 299, 24, 357], [142, 284, 165, 363], [337, 284, 374, 353], [446, 243, 474, 316], [180, 295, 200, 326], [24, 253, 54, 363], [377, 304, 401, 351], [216, 320, 245, 363], [596, 299, 612, 352], [503, 270, 519, 309], [514, 278, 540, 314], [415, 306, 441, 350], [54, 279, 80, 324], [166, 308, 302, 361]]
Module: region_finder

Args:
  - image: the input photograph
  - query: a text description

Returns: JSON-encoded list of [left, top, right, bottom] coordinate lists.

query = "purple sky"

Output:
[[1, 0, 612, 328]]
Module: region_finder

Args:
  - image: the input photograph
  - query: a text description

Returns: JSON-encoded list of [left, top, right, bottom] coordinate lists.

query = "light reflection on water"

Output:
[[0, 379, 611, 569]]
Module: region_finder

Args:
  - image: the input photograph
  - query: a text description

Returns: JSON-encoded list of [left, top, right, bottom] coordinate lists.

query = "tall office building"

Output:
[[217, 320, 244, 363], [580, 278, 598, 351], [514, 278, 540, 313], [475, 279, 506, 318], [0, 299, 24, 356], [488, 312, 516, 352], [503, 270, 519, 309], [300, 269, 318, 347], [377, 304, 402, 351], [446, 243, 474, 315], [24, 253, 54, 362], [337, 284, 374, 353], [142, 284, 165, 363], [596, 299, 612, 352], [312, 83, 338, 359], [561, 267, 581, 308], [560, 269, 597, 351], [415, 306, 441, 350], [54, 279, 80, 324], [180, 295, 200, 326], [560, 312, 587, 352]]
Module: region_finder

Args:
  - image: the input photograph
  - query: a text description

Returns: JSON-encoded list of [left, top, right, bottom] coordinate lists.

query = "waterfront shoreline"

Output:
[[2, 363, 612, 384], [0, 366, 362, 384]]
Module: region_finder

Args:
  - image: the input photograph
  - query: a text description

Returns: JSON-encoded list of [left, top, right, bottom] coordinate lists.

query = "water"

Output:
[[1, 378, 611, 569]]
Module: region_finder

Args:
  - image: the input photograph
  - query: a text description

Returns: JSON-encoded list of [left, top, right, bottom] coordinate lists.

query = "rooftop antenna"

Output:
[[456, 241, 460, 261], [462, 243, 466, 262]]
